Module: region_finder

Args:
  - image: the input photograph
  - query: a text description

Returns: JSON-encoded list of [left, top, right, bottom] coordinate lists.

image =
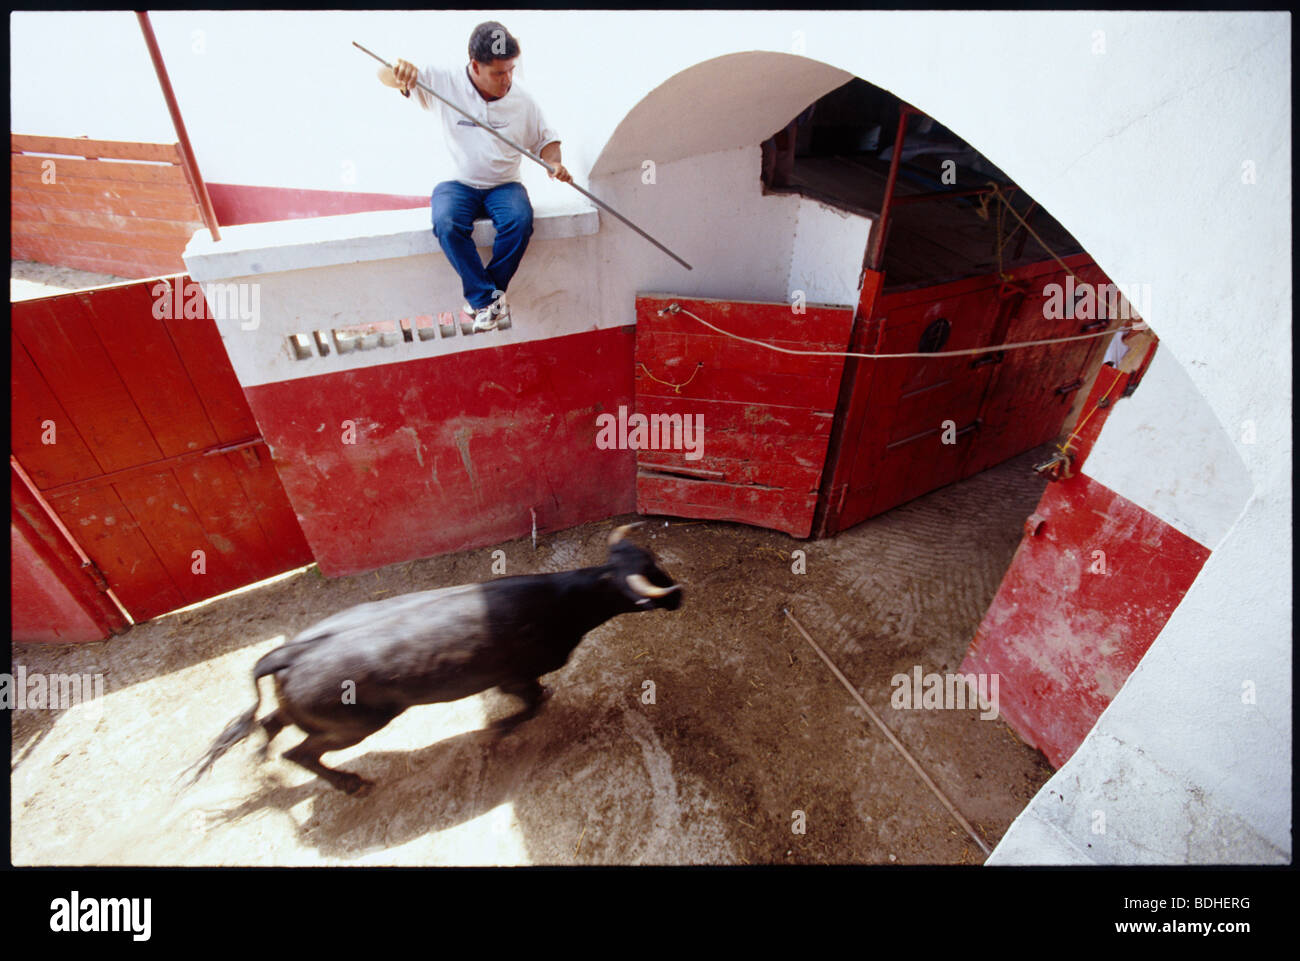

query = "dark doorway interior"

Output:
[[761, 78, 1084, 289]]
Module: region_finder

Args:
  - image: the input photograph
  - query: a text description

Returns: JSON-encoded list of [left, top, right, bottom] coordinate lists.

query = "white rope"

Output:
[[660, 304, 1144, 360]]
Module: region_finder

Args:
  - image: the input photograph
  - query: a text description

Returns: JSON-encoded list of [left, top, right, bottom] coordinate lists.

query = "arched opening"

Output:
[[589, 51, 1251, 857]]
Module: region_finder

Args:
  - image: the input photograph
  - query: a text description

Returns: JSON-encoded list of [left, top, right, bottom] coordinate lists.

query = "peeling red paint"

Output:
[[961, 471, 1211, 768], [244, 327, 638, 576]]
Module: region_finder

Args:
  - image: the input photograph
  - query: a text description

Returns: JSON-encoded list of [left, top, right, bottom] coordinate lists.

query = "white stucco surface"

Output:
[[10, 10, 1291, 864], [184, 201, 598, 282], [185, 145, 864, 388], [1084, 349, 1256, 550]]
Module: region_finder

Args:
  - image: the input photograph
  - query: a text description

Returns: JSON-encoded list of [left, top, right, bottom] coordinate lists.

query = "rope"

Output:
[[660, 304, 1143, 360], [985, 182, 1082, 284], [637, 361, 702, 393], [1060, 365, 1127, 456]]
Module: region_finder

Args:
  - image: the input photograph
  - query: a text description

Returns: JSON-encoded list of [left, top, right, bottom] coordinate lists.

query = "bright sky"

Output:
[[9, 10, 602, 197]]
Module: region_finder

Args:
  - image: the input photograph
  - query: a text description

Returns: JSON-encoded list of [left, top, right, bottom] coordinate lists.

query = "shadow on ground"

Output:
[[12, 446, 1057, 865]]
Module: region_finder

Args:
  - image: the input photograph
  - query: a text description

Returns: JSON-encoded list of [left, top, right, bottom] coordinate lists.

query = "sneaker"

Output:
[[470, 304, 497, 333], [489, 294, 510, 328]]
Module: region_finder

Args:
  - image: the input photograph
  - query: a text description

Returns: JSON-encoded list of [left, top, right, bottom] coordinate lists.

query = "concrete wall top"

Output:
[[183, 198, 598, 282]]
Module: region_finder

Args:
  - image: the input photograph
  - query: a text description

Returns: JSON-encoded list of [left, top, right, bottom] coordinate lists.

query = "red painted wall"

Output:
[[959, 362, 1212, 769], [243, 327, 638, 577], [207, 183, 428, 227]]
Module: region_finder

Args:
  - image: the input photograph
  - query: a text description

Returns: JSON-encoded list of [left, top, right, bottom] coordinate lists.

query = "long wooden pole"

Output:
[[784, 607, 992, 857], [353, 41, 692, 271]]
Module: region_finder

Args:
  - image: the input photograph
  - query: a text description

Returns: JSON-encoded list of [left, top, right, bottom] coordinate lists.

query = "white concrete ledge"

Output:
[[184, 196, 600, 282]]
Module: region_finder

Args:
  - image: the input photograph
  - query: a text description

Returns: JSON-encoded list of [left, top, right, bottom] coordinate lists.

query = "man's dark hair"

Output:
[[469, 21, 520, 63]]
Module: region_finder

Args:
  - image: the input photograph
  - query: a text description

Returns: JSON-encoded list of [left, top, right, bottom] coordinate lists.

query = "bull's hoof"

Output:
[[340, 773, 374, 797]]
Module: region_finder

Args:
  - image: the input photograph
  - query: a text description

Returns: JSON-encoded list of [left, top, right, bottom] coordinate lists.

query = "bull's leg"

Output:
[[282, 728, 380, 796], [491, 678, 553, 730], [259, 710, 288, 758]]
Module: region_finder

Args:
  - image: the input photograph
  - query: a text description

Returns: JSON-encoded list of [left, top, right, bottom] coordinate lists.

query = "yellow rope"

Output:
[[637, 361, 702, 393], [985, 182, 1082, 284], [1060, 365, 1128, 455]]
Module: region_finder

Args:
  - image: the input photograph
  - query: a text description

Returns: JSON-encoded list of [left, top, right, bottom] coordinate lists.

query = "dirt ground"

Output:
[[12, 462, 1055, 866], [10, 259, 131, 301], [11, 258, 1055, 866]]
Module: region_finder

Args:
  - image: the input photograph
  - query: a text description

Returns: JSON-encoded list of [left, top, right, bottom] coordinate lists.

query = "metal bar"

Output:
[[136, 11, 222, 242], [43, 436, 266, 499], [11, 457, 133, 635], [202, 437, 263, 458], [354, 41, 691, 271], [867, 105, 917, 272]]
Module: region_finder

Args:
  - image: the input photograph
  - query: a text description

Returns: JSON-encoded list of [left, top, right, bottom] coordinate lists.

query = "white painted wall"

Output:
[[13, 10, 1291, 863], [1084, 349, 1255, 550], [186, 144, 868, 387]]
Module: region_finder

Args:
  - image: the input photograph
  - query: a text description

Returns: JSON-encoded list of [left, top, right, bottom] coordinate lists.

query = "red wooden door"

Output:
[[634, 295, 855, 538], [820, 254, 1117, 533], [958, 357, 1208, 770], [960, 260, 1112, 477], [11, 277, 313, 625], [834, 281, 1002, 525]]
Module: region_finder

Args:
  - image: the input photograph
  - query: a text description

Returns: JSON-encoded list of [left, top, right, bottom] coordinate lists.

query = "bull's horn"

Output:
[[626, 573, 680, 598], [608, 522, 644, 546]]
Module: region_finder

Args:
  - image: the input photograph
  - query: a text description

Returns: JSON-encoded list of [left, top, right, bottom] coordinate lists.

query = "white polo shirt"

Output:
[[414, 63, 560, 190]]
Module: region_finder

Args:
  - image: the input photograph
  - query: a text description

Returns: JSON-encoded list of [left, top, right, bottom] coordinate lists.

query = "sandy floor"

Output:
[[11, 259, 137, 301], [11, 443, 1055, 866]]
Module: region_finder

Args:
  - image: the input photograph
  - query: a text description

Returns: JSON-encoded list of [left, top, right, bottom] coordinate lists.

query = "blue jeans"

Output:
[[431, 180, 534, 310]]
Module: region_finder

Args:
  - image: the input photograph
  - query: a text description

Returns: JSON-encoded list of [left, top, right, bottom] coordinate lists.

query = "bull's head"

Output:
[[606, 523, 684, 611]]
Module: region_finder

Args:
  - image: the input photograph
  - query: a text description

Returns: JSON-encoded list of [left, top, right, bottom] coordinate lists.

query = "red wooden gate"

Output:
[[959, 357, 1210, 770], [819, 254, 1114, 534], [634, 294, 855, 538], [11, 277, 312, 628]]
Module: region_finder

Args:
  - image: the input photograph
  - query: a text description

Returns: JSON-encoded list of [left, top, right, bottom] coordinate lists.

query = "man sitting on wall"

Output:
[[379, 21, 571, 332]]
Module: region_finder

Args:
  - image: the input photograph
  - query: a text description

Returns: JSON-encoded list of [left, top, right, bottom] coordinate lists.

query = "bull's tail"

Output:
[[181, 643, 308, 786]]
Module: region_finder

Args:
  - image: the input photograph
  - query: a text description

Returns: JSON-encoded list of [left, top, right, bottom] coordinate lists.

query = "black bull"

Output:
[[186, 524, 683, 795]]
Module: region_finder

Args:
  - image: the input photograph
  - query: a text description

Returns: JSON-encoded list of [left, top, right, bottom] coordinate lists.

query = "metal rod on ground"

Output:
[[137, 12, 222, 242], [353, 42, 692, 271], [783, 607, 992, 857]]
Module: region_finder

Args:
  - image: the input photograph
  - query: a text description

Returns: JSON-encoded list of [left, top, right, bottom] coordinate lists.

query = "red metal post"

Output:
[[867, 104, 917, 272], [136, 11, 221, 241]]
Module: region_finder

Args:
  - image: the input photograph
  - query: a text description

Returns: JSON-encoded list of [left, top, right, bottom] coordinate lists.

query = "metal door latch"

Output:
[[1034, 450, 1075, 481]]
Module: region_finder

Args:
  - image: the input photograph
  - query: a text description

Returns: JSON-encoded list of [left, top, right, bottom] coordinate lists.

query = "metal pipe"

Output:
[[867, 104, 917, 272], [136, 11, 221, 242], [354, 41, 691, 271]]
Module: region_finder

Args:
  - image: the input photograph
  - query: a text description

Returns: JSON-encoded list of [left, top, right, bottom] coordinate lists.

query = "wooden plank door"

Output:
[[11, 277, 313, 624], [818, 254, 1122, 534], [833, 279, 1003, 526], [634, 294, 855, 538], [959, 259, 1113, 477]]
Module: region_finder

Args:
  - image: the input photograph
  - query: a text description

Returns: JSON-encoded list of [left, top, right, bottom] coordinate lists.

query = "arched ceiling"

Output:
[[591, 52, 855, 178]]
